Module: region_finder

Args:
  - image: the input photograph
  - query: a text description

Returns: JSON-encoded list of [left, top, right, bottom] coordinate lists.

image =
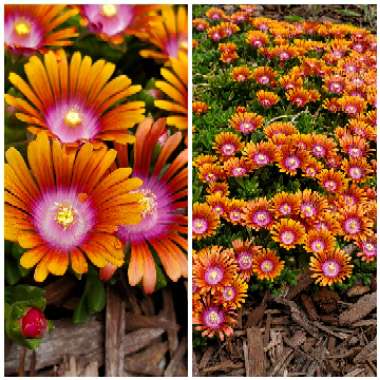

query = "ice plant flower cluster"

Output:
[[5, 4, 188, 296], [193, 6, 376, 339]]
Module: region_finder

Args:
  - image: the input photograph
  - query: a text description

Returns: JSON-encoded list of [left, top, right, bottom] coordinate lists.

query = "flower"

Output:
[[224, 157, 251, 177], [339, 95, 367, 115], [5, 50, 145, 146], [232, 239, 258, 280], [226, 199, 246, 224], [193, 18, 209, 32], [231, 66, 252, 82], [243, 141, 277, 168], [155, 51, 188, 130], [286, 88, 320, 107], [193, 101, 209, 115], [21, 308, 48, 338], [77, 5, 158, 44], [256, 90, 280, 108], [206, 193, 229, 217], [193, 246, 237, 294], [5, 5, 78, 54], [271, 219, 306, 249], [298, 189, 328, 220], [116, 118, 187, 293], [198, 163, 225, 183], [338, 206, 374, 241], [309, 249, 353, 286], [244, 198, 274, 230], [305, 229, 336, 254], [264, 122, 297, 139], [246, 30, 269, 48], [271, 191, 300, 218], [341, 157, 372, 183], [339, 134, 369, 158], [205, 7, 226, 21], [140, 6, 187, 61], [5, 133, 144, 281], [252, 249, 284, 281], [252, 66, 277, 86], [213, 132, 242, 159], [206, 182, 230, 197], [217, 276, 248, 309], [229, 112, 264, 135], [276, 144, 311, 176], [356, 234, 377, 262], [317, 169, 347, 193], [192, 203, 220, 240]]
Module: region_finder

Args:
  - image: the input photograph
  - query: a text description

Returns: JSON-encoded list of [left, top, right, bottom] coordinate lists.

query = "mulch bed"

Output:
[[193, 273, 376, 377], [5, 279, 188, 377]]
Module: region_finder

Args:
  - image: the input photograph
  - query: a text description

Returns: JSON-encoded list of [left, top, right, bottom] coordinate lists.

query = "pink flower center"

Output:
[[239, 121, 254, 134], [344, 105, 358, 114], [280, 230, 295, 245], [203, 307, 224, 329], [232, 167, 246, 177], [193, 218, 208, 234], [285, 155, 300, 170], [260, 259, 274, 273], [205, 265, 224, 285], [258, 75, 270, 84], [221, 143, 236, 156], [349, 167, 363, 180], [301, 203, 316, 218], [229, 210, 241, 222], [322, 260, 340, 278], [254, 153, 269, 165], [363, 242, 376, 257], [237, 251, 253, 270], [348, 147, 362, 158], [311, 239, 325, 252], [252, 40, 263, 48], [279, 203, 291, 215], [324, 180, 337, 192], [329, 82, 343, 94], [222, 286, 236, 301], [312, 145, 326, 157], [344, 217, 361, 235], [253, 210, 271, 227]]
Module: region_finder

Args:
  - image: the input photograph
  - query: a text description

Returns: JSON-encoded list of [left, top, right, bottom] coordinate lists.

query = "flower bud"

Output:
[[21, 308, 47, 339]]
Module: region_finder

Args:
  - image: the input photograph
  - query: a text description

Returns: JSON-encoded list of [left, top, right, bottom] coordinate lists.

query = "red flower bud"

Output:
[[21, 308, 47, 338], [99, 263, 117, 281]]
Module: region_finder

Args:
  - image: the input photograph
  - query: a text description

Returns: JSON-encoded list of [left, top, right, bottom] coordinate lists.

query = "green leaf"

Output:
[[85, 274, 106, 313]]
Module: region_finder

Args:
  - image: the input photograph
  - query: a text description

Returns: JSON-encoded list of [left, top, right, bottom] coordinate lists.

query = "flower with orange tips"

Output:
[[317, 169, 347, 193], [309, 249, 353, 286], [5, 133, 144, 282], [155, 51, 188, 130], [205, 7, 226, 21], [324, 74, 345, 94], [77, 5, 159, 44], [224, 157, 251, 178], [305, 229, 336, 255], [271, 219, 306, 249], [193, 246, 237, 294], [226, 199, 246, 225], [279, 74, 304, 91], [323, 98, 341, 113], [246, 30, 269, 48], [206, 193, 229, 217], [231, 11, 249, 24], [339, 134, 369, 158], [5, 49, 145, 146], [256, 90, 280, 108], [271, 192, 300, 218], [336, 184, 367, 208], [218, 276, 248, 309], [193, 154, 217, 169], [299, 189, 328, 221], [302, 157, 324, 178], [252, 249, 284, 281], [206, 182, 230, 197], [193, 101, 209, 115], [219, 22, 240, 37], [312, 212, 342, 236], [356, 234, 377, 263], [306, 134, 337, 160], [229, 112, 264, 135], [341, 157, 372, 183], [115, 118, 188, 294], [213, 132, 242, 159], [276, 145, 311, 176], [5, 5, 78, 54], [198, 163, 225, 183], [264, 122, 297, 139], [231, 66, 252, 82], [339, 95, 367, 115], [139, 5, 187, 61], [252, 67, 277, 86], [347, 118, 376, 141], [338, 206, 374, 242], [193, 18, 209, 32], [219, 43, 239, 63], [286, 88, 320, 107], [244, 198, 274, 230], [243, 141, 277, 168], [232, 239, 259, 281], [192, 203, 220, 240], [207, 25, 225, 42]]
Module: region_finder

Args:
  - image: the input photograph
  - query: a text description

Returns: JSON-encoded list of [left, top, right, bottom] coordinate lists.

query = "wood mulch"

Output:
[[5, 278, 188, 377], [193, 272, 377, 377]]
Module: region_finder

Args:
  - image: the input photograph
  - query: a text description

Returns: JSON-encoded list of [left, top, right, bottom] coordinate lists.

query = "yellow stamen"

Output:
[[209, 311, 219, 323], [101, 4, 118, 17], [55, 204, 76, 229], [64, 110, 82, 127], [14, 21, 31, 36]]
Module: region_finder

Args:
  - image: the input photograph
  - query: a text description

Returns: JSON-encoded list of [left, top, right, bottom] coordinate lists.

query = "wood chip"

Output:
[[246, 327, 265, 376], [123, 327, 165, 355], [164, 337, 187, 377], [339, 292, 377, 326]]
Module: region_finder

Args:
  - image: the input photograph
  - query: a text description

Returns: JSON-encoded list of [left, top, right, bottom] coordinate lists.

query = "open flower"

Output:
[[155, 51, 188, 130], [271, 219, 306, 249], [252, 66, 277, 86], [243, 141, 277, 168], [5, 133, 144, 282], [309, 249, 353, 286], [213, 132, 242, 159], [317, 169, 347, 193], [5, 49, 145, 146], [5, 5, 78, 54], [229, 112, 264, 135], [192, 203, 220, 240], [356, 234, 377, 262], [206, 194, 229, 217], [271, 192, 300, 218], [224, 157, 251, 177], [226, 199, 246, 225], [298, 189, 328, 221], [231, 66, 252, 82], [252, 249, 284, 281], [193, 101, 209, 115], [217, 276, 248, 309], [246, 30, 269, 48], [276, 144, 311, 176], [305, 229, 336, 254], [244, 198, 274, 230], [256, 90, 280, 108], [338, 206, 374, 241], [115, 118, 187, 293], [341, 157, 372, 183]]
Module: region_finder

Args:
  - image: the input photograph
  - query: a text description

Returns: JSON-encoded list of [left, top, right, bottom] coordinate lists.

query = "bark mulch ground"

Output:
[[193, 272, 376, 377], [5, 279, 188, 377]]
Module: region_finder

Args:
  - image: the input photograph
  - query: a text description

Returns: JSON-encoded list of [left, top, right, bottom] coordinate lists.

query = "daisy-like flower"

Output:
[[305, 229, 336, 254], [155, 50, 188, 130], [193, 246, 237, 294], [193, 301, 236, 340], [220, 50, 239, 64], [193, 18, 209, 32], [302, 157, 324, 178], [246, 30, 269, 48], [5, 133, 144, 282], [226, 199, 246, 225], [192, 203, 220, 240], [279, 74, 304, 91], [356, 234, 377, 262], [276, 145, 310, 176], [271, 219, 306, 249], [324, 74, 345, 94], [224, 157, 251, 178], [317, 169, 347, 193], [77, 5, 158, 44], [205, 7, 226, 21], [252, 66, 277, 86], [213, 132, 242, 159], [193, 101, 209, 115], [252, 249, 284, 281], [207, 25, 225, 42], [243, 141, 276, 169], [323, 98, 341, 113], [5, 5, 78, 55], [229, 112, 264, 135], [298, 189, 328, 220], [309, 249, 353, 286], [198, 163, 225, 183], [206, 182, 229, 197], [347, 118, 376, 142], [206, 193, 228, 217], [231, 66, 252, 82], [116, 118, 187, 293], [217, 276, 248, 309], [140, 5, 187, 61], [244, 198, 274, 230], [336, 184, 367, 208], [341, 157, 372, 183], [5, 50, 145, 146], [271, 191, 300, 218], [313, 212, 342, 236], [232, 239, 258, 281], [286, 88, 320, 107], [218, 22, 240, 37], [306, 134, 337, 160], [256, 90, 280, 108], [193, 154, 217, 169], [339, 134, 369, 158], [264, 122, 297, 139], [339, 95, 367, 115], [338, 206, 374, 242]]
